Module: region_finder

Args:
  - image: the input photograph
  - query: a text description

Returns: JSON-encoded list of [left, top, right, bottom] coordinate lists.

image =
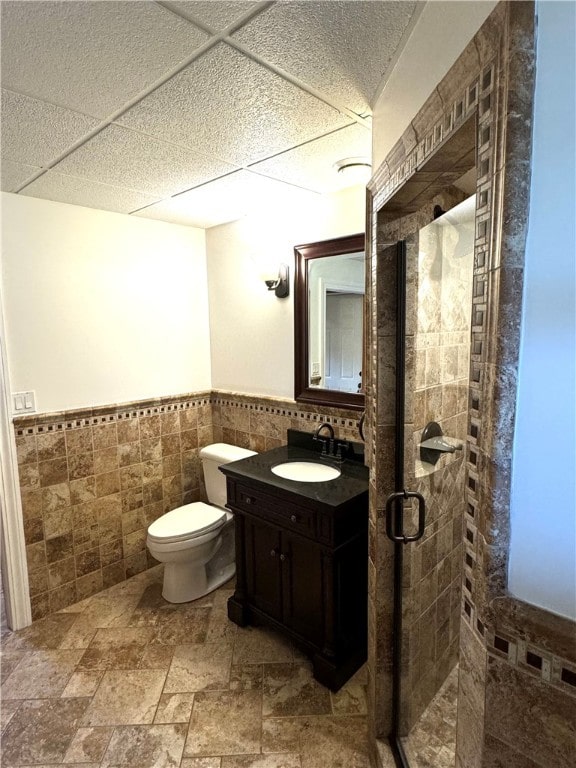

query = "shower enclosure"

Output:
[[392, 198, 475, 767]]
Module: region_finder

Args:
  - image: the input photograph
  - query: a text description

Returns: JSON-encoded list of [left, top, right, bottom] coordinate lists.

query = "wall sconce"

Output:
[[264, 263, 289, 298]]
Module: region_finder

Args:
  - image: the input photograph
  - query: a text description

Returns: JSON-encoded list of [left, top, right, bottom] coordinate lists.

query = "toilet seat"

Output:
[[147, 502, 226, 545]]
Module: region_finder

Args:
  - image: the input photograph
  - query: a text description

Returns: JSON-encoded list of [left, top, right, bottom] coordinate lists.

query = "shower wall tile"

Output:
[[403, 457, 465, 729], [375, 187, 470, 734], [455, 621, 486, 768], [482, 733, 541, 768]]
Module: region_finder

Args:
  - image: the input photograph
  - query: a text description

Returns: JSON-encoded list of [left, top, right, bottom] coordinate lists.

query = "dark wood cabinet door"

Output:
[[281, 531, 324, 646], [244, 517, 283, 621]]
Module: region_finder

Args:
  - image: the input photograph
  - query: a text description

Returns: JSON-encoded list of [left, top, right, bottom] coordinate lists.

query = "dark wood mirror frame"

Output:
[[294, 233, 366, 412]]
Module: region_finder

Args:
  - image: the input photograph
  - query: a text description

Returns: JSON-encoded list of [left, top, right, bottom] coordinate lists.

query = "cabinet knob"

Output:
[[270, 548, 277, 557], [290, 515, 297, 523], [279, 553, 287, 562], [245, 496, 254, 505]]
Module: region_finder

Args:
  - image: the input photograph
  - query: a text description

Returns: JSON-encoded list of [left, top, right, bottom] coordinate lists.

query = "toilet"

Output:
[[146, 443, 256, 603]]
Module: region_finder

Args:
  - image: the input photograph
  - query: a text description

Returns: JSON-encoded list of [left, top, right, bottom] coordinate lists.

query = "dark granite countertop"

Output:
[[220, 444, 369, 509]]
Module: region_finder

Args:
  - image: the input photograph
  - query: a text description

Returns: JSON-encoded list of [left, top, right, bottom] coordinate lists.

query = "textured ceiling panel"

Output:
[[168, 1, 258, 31], [233, 0, 417, 115], [0, 159, 41, 193], [20, 172, 160, 215], [0, 1, 411, 227], [118, 43, 351, 165], [1, 90, 99, 167], [55, 125, 238, 197], [134, 169, 319, 229], [249, 123, 372, 193], [0, 1, 208, 119]]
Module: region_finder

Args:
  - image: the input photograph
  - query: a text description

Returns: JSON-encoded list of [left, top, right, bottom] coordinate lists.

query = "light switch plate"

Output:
[[13, 391, 36, 413]]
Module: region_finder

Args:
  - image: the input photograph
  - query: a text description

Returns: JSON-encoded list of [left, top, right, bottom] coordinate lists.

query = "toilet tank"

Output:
[[200, 443, 257, 510]]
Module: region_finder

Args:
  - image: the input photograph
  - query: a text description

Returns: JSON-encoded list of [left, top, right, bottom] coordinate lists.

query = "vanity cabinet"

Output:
[[243, 516, 324, 644], [223, 449, 369, 692]]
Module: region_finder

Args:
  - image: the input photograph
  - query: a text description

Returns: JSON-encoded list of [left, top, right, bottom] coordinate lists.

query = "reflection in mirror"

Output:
[[294, 234, 365, 411], [308, 253, 365, 392]]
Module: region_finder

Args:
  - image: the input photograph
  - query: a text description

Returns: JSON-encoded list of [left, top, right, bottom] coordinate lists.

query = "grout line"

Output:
[[225, 34, 372, 128], [156, 0, 276, 38], [159, 0, 369, 126], [98, 723, 116, 766], [13, 9, 240, 195]]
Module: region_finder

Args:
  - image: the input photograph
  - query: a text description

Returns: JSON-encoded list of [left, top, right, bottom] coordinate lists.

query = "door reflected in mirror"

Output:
[[294, 234, 365, 411]]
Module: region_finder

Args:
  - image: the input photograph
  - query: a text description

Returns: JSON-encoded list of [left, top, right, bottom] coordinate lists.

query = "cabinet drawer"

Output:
[[233, 482, 316, 538]]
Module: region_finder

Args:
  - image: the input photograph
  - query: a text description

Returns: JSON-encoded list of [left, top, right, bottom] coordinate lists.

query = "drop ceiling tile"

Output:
[[249, 123, 372, 193], [233, 1, 417, 114], [132, 188, 244, 229], [134, 169, 319, 229], [1, 89, 99, 167], [168, 1, 258, 32], [20, 172, 160, 215], [55, 125, 238, 197], [119, 43, 351, 166], [0, 1, 208, 119], [0, 159, 41, 193]]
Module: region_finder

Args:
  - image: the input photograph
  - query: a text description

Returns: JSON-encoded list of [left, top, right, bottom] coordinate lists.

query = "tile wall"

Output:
[[13, 391, 362, 621], [405, 196, 474, 729], [14, 393, 213, 620], [413, 208, 473, 460], [210, 391, 362, 451]]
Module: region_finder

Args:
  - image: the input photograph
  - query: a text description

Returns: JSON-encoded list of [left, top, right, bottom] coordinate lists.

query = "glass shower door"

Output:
[[386, 198, 475, 767]]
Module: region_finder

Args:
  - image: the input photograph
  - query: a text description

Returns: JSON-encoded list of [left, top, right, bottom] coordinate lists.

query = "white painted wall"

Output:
[[371, 0, 498, 170], [205, 185, 365, 399], [509, 1, 576, 620], [1, 193, 210, 413]]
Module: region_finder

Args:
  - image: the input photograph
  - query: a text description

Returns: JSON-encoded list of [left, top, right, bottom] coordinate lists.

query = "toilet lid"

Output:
[[147, 502, 226, 543]]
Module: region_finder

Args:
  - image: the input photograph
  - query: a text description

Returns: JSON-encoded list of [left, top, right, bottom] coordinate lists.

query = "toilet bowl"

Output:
[[146, 443, 256, 603]]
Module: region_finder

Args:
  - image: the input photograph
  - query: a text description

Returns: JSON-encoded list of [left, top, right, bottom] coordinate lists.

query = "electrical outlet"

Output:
[[13, 391, 36, 413]]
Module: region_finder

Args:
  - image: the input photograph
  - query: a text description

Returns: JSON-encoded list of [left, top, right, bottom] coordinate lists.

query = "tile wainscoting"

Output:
[[13, 390, 363, 620]]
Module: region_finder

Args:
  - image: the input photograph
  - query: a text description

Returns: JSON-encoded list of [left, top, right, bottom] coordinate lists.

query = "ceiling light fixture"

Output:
[[334, 157, 372, 186]]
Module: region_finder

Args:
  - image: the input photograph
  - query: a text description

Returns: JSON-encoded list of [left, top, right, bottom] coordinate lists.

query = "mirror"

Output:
[[294, 233, 365, 411]]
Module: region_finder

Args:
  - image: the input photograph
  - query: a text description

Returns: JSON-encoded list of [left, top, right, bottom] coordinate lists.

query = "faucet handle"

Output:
[[335, 441, 349, 462]]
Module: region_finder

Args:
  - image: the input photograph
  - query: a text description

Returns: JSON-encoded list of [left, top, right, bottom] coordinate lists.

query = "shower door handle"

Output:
[[385, 490, 426, 544]]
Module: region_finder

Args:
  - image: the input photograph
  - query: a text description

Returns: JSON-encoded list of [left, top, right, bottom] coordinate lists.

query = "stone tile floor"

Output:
[[0, 566, 371, 768]]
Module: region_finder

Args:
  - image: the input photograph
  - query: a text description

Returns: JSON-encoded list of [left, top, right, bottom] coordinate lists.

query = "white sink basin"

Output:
[[271, 461, 341, 483]]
